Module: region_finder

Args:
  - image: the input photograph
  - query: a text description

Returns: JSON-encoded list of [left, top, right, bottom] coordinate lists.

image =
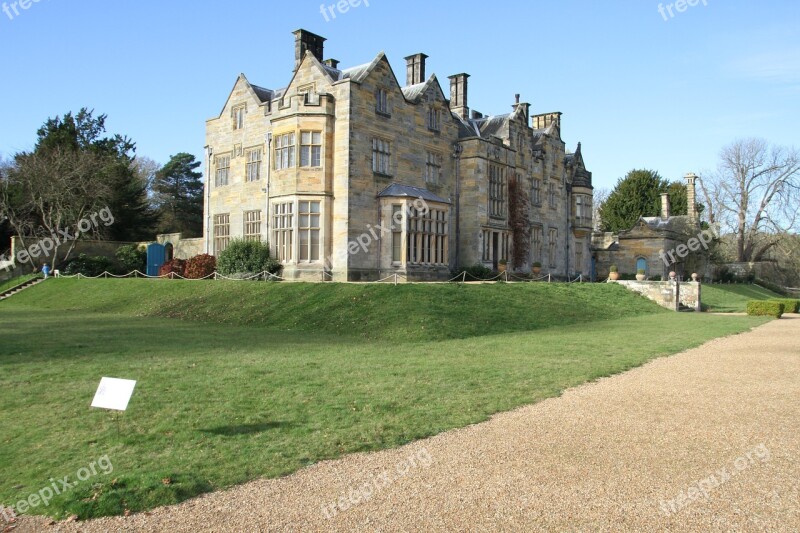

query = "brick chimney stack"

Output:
[[661, 193, 671, 220]]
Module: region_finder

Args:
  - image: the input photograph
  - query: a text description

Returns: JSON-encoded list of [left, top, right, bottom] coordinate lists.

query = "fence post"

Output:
[[548, 273, 551, 283], [462, 271, 466, 283], [394, 273, 398, 286]]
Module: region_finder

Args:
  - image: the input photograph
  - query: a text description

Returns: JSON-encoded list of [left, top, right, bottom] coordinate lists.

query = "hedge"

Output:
[[770, 299, 800, 313], [746, 301, 785, 318]]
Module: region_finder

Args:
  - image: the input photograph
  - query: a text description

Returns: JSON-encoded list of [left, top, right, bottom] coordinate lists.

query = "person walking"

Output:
[[42, 263, 50, 279]]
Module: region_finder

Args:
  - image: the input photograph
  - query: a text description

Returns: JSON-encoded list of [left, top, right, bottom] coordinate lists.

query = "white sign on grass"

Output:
[[91, 377, 137, 411]]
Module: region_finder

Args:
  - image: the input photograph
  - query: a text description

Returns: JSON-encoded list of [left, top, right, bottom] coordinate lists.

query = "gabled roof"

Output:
[[476, 114, 510, 138], [400, 73, 447, 103], [377, 183, 450, 204], [214, 73, 273, 119]]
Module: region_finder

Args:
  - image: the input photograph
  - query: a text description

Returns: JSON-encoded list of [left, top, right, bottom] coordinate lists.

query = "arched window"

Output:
[[165, 243, 174, 263], [636, 257, 647, 274]]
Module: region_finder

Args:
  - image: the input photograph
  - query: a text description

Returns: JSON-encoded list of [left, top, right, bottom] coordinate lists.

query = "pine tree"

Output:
[[153, 153, 204, 237]]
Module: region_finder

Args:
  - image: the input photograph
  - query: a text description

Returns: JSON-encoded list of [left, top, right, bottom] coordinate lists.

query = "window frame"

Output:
[[297, 200, 321, 262], [372, 137, 392, 176], [215, 154, 231, 187], [245, 148, 262, 182], [272, 202, 294, 262], [274, 132, 296, 170], [243, 210, 262, 241], [213, 213, 230, 254], [299, 131, 322, 168], [375, 88, 390, 115]]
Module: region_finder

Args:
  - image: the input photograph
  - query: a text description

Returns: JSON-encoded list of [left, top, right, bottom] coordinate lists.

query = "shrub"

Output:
[[185, 254, 216, 279], [637, 269, 646, 275], [63, 254, 115, 277], [532, 262, 542, 268], [746, 301, 785, 318], [609, 265, 618, 273], [217, 239, 273, 275], [461, 263, 493, 281], [770, 299, 799, 313], [158, 259, 187, 278], [115, 244, 146, 274], [264, 257, 283, 277]]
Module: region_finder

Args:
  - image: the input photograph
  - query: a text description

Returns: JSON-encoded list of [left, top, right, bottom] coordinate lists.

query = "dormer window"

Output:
[[427, 107, 440, 132]]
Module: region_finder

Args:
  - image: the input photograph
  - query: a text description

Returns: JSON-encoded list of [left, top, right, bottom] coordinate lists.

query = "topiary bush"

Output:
[[746, 301, 785, 318], [158, 258, 187, 278], [184, 254, 216, 279], [63, 254, 115, 277], [115, 244, 146, 274], [216, 239, 273, 275], [770, 299, 799, 313]]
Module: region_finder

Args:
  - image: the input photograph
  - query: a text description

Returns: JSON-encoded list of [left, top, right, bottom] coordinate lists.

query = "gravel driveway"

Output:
[[9, 315, 800, 532]]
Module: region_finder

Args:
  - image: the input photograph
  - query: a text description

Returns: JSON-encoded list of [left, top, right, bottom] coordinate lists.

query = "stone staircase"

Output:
[[0, 276, 44, 302]]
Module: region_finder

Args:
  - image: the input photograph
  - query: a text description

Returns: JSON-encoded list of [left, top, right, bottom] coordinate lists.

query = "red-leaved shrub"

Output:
[[184, 254, 216, 279], [158, 259, 187, 278]]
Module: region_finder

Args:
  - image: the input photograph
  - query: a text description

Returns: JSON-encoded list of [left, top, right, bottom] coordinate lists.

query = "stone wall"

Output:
[[612, 279, 701, 311]]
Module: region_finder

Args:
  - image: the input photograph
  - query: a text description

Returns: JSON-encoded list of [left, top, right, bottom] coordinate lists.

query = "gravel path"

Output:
[[9, 315, 800, 532]]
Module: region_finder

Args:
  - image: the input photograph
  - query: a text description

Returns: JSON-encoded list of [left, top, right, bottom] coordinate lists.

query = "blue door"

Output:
[[146, 243, 166, 276]]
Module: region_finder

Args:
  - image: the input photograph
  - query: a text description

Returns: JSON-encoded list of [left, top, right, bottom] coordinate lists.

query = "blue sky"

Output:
[[0, 0, 797, 190]]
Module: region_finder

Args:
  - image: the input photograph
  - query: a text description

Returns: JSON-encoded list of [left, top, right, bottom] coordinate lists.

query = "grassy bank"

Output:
[[702, 283, 783, 313], [3, 278, 666, 341], [0, 279, 770, 519]]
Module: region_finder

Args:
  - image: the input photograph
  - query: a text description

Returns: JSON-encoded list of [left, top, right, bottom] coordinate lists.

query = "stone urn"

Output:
[[669, 271, 677, 280], [636, 273, 647, 281], [609, 270, 620, 281], [691, 273, 699, 281]]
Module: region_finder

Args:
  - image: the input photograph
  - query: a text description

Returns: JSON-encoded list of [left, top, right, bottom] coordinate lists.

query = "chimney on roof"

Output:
[[512, 94, 530, 127], [661, 193, 671, 220], [471, 110, 483, 119], [448, 73, 470, 120], [532, 112, 562, 131], [293, 29, 326, 73], [685, 172, 699, 223], [405, 53, 428, 86], [323, 58, 340, 69]]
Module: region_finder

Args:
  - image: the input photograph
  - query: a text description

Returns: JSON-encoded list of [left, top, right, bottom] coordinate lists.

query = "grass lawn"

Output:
[[0, 279, 771, 519], [702, 283, 784, 313]]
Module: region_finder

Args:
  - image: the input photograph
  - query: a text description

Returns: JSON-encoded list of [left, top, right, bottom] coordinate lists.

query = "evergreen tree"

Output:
[[34, 109, 157, 241], [599, 169, 692, 232], [153, 153, 204, 237]]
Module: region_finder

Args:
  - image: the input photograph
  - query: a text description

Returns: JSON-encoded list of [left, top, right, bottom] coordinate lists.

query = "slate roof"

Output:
[[377, 183, 451, 204]]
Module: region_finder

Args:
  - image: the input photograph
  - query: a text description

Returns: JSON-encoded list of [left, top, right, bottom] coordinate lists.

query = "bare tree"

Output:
[[700, 138, 799, 262], [0, 147, 111, 270], [592, 187, 610, 231]]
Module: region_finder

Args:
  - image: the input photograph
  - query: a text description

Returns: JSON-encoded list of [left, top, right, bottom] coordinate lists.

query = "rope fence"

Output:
[[51, 269, 592, 284]]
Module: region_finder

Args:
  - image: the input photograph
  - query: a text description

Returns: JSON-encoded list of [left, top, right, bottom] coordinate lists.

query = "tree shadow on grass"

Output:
[[201, 421, 292, 436]]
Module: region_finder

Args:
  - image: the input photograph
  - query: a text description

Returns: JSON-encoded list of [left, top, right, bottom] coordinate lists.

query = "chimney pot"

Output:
[[515, 94, 520, 104], [323, 58, 340, 69], [471, 110, 483, 119]]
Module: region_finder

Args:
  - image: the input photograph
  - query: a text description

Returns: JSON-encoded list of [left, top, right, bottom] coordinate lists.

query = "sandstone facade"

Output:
[[204, 29, 593, 281]]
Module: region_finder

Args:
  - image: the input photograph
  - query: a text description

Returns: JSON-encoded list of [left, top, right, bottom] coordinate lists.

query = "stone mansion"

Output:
[[203, 29, 594, 281]]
